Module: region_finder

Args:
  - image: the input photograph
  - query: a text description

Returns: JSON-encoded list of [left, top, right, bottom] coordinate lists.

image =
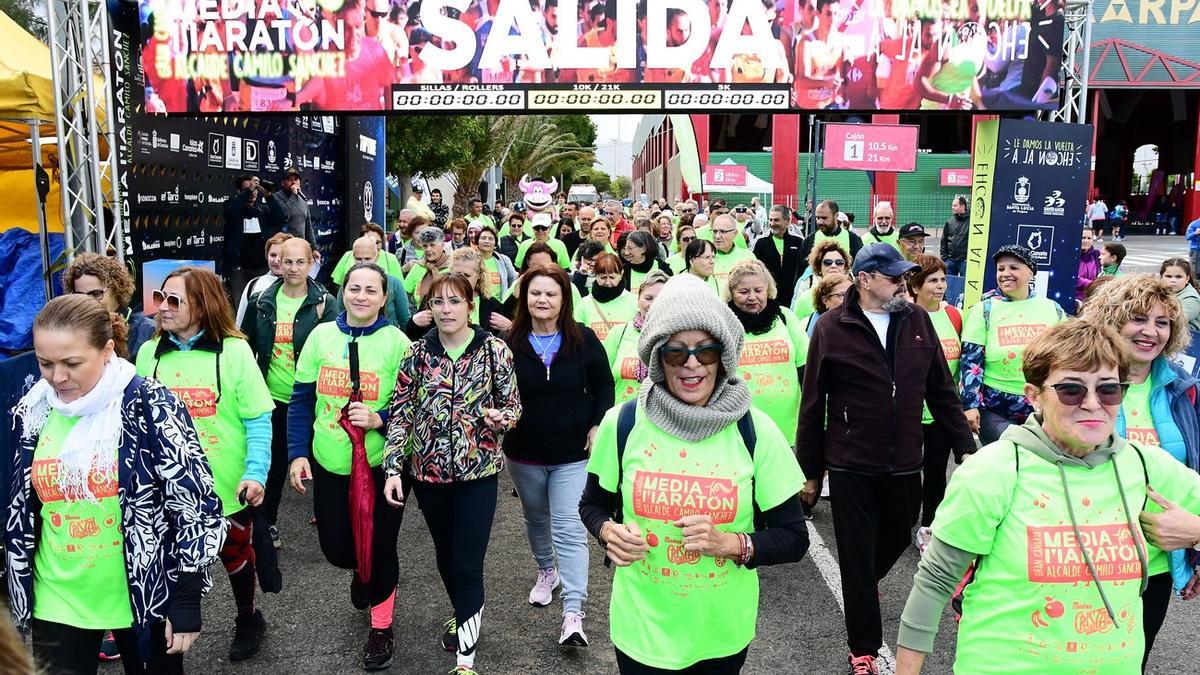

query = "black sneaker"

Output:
[[229, 609, 266, 662], [351, 576, 369, 610], [363, 627, 394, 671], [268, 524, 281, 550], [440, 617, 458, 653]]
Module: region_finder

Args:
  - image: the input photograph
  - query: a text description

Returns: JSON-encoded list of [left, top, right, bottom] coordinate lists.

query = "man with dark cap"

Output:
[[897, 223, 928, 262], [797, 243, 974, 675], [270, 171, 320, 255]]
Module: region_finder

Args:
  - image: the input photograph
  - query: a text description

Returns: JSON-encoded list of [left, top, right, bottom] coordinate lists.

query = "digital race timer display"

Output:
[[392, 86, 526, 112], [390, 83, 790, 113]]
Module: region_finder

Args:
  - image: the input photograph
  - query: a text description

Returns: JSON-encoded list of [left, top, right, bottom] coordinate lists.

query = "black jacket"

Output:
[[941, 213, 969, 262], [498, 233, 531, 264], [503, 326, 615, 465], [221, 188, 272, 276], [796, 229, 863, 276], [797, 286, 974, 477], [752, 233, 805, 307], [240, 278, 336, 377]]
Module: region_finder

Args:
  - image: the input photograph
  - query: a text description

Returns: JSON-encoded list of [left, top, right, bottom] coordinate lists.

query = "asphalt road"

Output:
[[93, 233, 1200, 675], [100, 463, 1200, 675]]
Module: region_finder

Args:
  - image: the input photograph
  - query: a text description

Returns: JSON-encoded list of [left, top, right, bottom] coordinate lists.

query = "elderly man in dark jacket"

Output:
[[797, 243, 974, 675]]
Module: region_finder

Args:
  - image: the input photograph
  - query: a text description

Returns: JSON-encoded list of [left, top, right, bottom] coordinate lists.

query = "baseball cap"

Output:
[[898, 223, 927, 239], [852, 243, 921, 277], [411, 182, 424, 192]]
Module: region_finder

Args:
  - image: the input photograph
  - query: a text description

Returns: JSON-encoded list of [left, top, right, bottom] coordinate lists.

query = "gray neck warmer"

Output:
[[637, 274, 752, 442]]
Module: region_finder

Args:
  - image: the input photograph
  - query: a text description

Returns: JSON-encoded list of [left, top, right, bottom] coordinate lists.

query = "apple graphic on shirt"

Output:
[[646, 531, 659, 548], [1044, 596, 1064, 619]]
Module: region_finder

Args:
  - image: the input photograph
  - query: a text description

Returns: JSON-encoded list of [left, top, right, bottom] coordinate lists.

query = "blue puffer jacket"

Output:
[[1116, 357, 1200, 590]]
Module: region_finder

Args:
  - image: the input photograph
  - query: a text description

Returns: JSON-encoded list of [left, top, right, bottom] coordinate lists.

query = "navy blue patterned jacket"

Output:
[[5, 376, 227, 633]]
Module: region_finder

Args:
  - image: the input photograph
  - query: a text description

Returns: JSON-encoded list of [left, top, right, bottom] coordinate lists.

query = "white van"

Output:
[[567, 184, 599, 205]]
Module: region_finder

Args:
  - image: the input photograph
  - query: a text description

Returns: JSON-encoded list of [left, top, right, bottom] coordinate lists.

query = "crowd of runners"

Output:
[[5, 192, 1200, 675]]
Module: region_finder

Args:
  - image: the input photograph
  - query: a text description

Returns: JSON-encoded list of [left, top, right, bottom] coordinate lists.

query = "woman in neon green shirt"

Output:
[[960, 245, 1066, 445], [604, 270, 670, 403], [579, 274, 808, 672], [666, 225, 697, 274], [9, 295, 224, 674], [287, 263, 412, 671], [896, 320, 1200, 674], [135, 267, 276, 663], [906, 255, 966, 553], [578, 253, 637, 342], [724, 260, 809, 444]]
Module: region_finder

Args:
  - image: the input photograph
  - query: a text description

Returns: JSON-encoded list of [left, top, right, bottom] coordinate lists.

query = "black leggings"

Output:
[[263, 400, 290, 527], [31, 618, 181, 675], [615, 646, 749, 674], [411, 475, 498, 661], [1142, 571, 1173, 669], [920, 421, 953, 527], [311, 456, 406, 606]]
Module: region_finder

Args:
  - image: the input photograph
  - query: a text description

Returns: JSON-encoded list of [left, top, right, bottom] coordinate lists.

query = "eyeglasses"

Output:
[[661, 343, 724, 367], [824, 291, 847, 301], [712, 229, 736, 235], [871, 271, 914, 284], [821, 258, 846, 267], [76, 288, 107, 301], [1046, 382, 1129, 407], [280, 258, 310, 269], [680, 236, 696, 243], [152, 289, 188, 311], [430, 296, 467, 308]]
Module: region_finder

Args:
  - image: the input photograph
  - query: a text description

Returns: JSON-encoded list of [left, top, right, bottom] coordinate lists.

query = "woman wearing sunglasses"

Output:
[[904, 255, 967, 554], [605, 270, 671, 404], [960, 245, 1066, 445], [577, 253, 637, 342], [579, 274, 808, 673], [682, 238, 723, 295], [790, 239, 851, 321], [381, 273, 522, 675], [896, 319, 1200, 674], [62, 252, 156, 362], [287, 263, 412, 670], [665, 225, 697, 274], [134, 267, 276, 663], [503, 265, 614, 650], [7, 295, 225, 675], [1082, 274, 1200, 664], [725, 260, 809, 449]]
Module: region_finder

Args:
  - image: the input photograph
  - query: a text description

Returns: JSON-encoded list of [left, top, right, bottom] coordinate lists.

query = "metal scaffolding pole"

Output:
[[46, 0, 123, 263], [1051, 0, 1094, 124]]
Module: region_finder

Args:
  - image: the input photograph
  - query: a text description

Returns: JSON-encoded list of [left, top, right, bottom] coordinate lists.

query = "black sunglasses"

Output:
[[152, 289, 187, 311], [661, 343, 723, 367], [532, 225, 551, 231], [821, 258, 846, 267], [368, 10, 388, 18], [1046, 382, 1129, 407]]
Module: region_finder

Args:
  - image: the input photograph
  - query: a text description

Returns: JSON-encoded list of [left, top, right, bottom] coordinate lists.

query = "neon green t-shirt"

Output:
[[736, 307, 808, 442], [578, 291, 636, 341], [403, 261, 451, 305], [267, 288, 306, 402], [712, 247, 756, 294], [468, 213, 497, 232], [293, 323, 411, 475], [136, 337, 275, 517], [923, 305, 962, 425], [628, 260, 665, 293], [445, 341, 470, 361], [773, 236, 784, 256], [483, 257, 502, 297], [666, 253, 686, 275], [603, 321, 643, 403], [331, 249, 403, 287], [515, 237, 571, 269], [792, 283, 817, 322], [587, 404, 805, 670], [863, 229, 901, 252], [961, 297, 1063, 396], [31, 412, 133, 629], [1121, 377, 1167, 576], [811, 227, 851, 254], [933, 438, 1200, 674]]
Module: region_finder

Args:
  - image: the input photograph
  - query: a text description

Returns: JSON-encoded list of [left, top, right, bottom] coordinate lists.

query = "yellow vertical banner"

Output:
[[964, 120, 999, 311]]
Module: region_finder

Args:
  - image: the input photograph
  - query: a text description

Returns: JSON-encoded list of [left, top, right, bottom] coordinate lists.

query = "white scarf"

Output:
[[13, 355, 137, 503]]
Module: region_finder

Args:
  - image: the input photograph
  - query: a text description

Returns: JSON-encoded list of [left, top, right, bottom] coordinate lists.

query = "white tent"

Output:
[[707, 158, 774, 195]]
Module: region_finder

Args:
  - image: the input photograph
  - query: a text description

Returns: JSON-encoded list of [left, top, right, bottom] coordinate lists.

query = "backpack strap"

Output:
[[613, 399, 638, 523], [945, 304, 963, 336]]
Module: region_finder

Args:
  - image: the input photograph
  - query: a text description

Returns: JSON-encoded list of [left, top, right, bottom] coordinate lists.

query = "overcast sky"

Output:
[[589, 114, 642, 179]]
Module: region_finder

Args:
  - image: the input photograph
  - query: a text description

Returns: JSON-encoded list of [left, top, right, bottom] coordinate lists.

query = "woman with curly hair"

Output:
[[791, 239, 851, 321], [62, 253, 156, 361]]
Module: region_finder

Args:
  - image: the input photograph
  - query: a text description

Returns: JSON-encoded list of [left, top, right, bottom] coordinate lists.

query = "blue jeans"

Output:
[[944, 259, 966, 277], [507, 459, 590, 615]]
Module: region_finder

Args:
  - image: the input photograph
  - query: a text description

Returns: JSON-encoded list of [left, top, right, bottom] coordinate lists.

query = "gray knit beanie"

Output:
[[637, 274, 752, 441]]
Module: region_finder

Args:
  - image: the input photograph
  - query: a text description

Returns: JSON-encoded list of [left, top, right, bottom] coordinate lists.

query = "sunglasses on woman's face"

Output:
[[1046, 382, 1129, 407], [152, 289, 188, 311], [822, 258, 846, 267], [660, 343, 723, 367], [680, 236, 696, 244]]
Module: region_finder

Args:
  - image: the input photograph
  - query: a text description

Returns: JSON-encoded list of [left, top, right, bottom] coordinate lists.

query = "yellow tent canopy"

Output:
[[0, 11, 65, 234]]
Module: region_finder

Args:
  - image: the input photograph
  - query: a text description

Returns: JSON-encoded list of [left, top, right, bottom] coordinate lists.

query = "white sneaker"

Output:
[[559, 612, 588, 647], [915, 526, 933, 555], [528, 568, 559, 607]]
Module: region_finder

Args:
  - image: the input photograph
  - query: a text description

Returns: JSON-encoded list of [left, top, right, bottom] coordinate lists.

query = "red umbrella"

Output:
[[338, 341, 374, 584]]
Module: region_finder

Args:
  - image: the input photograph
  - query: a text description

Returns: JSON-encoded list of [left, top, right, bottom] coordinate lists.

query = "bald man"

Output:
[[334, 236, 412, 329]]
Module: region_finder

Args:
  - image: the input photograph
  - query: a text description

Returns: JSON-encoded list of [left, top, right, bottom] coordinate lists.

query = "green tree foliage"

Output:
[[588, 171, 612, 196], [502, 116, 594, 204], [2, 0, 47, 41], [386, 116, 483, 181], [612, 176, 632, 199]]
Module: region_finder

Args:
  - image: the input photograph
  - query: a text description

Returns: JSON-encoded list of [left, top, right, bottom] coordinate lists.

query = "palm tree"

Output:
[[501, 116, 595, 205], [446, 116, 521, 217]]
